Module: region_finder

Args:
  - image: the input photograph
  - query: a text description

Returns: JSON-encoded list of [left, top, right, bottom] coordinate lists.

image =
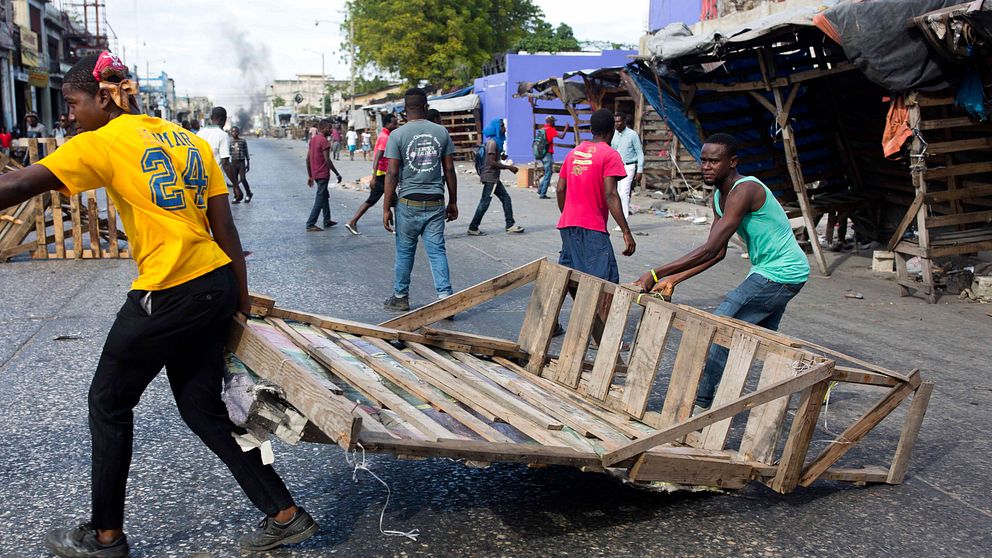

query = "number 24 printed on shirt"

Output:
[[141, 146, 209, 210]]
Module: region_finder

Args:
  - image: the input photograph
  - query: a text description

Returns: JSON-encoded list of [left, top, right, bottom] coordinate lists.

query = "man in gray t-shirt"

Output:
[[382, 88, 458, 312]]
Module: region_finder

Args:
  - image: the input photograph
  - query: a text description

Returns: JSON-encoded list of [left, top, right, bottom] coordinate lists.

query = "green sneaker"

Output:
[[239, 508, 319, 551]]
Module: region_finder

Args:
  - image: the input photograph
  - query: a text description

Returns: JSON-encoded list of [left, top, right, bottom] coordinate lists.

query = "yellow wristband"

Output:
[[651, 269, 659, 283]]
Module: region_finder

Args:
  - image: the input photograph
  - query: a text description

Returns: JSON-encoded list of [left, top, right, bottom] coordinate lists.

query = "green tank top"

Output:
[[714, 176, 810, 284]]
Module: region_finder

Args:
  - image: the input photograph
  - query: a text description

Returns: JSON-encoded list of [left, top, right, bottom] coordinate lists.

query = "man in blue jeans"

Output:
[[382, 88, 458, 311], [537, 115, 567, 199], [633, 133, 809, 410]]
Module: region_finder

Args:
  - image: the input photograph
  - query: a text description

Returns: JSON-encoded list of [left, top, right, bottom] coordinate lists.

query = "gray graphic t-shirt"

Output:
[[385, 119, 454, 198]]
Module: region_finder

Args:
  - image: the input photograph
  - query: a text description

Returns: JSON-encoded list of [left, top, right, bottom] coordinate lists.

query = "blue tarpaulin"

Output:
[[626, 62, 703, 163]]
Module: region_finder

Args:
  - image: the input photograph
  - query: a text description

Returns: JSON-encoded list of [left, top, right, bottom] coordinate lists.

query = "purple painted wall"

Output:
[[648, 0, 702, 31], [474, 49, 637, 165]]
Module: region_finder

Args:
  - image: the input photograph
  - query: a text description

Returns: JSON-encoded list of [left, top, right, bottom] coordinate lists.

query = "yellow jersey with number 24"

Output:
[[38, 114, 231, 291]]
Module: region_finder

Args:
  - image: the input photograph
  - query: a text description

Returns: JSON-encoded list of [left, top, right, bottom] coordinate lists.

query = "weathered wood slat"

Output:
[[518, 262, 571, 374], [555, 276, 603, 388], [622, 304, 676, 417], [887, 382, 934, 484], [769, 380, 830, 493], [587, 286, 635, 400], [657, 319, 717, 428], [739, 353, 798, 463], [699, 332, 760, 450], [628, 452, 753, 489]]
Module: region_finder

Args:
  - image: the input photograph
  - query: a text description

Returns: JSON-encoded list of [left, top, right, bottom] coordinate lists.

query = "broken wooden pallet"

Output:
[[227, 258, 931, 493]]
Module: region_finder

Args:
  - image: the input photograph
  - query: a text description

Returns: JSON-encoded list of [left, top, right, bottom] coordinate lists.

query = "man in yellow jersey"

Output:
[[633, 133, 810, 411], [0, 52, 316, 556]]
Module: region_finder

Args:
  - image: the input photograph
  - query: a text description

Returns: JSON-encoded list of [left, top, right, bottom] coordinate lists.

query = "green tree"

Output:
[[514, 21, 581, 53], [272, 96, 286, 108], [346, 0, 543, 86]]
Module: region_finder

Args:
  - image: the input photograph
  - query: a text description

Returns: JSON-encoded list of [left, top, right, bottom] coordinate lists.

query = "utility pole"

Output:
[[349, 17, 356, 115], [321, 52, 326, 117]]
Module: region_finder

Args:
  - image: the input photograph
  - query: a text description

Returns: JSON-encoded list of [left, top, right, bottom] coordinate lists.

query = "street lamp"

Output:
[[303, 48, 326, 117]]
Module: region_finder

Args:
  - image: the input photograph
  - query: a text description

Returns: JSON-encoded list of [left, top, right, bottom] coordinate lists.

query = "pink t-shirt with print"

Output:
[[556, 140, 627, 233]]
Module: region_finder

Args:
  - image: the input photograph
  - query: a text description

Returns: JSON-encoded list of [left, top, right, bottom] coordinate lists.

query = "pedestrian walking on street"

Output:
[[468, 118, 524, 236], [610, 111, 643, 227], [197, 106, 240, 201], [382, 87, 457, 312], [189, 118, 200, 133], [537, 115, 568, 199], [346, 125, 358, 160], [0, 51, 317, 557], [360, 129, 372, 161], [346, 112, 398, 235], [230, 126, 253, 203], [305, 118, 343, 231], [556, 108, 635, 284], [330, 123, 342, 160], [633, 133, 809, 413]]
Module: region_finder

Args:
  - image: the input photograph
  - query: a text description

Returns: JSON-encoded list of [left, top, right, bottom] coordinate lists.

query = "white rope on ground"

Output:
[[344, 443, 420, 542]]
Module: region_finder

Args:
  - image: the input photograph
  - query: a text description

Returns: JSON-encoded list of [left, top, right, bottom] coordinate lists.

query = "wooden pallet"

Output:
[[228, 259, 931, 492], [0, 138, 129, 261]]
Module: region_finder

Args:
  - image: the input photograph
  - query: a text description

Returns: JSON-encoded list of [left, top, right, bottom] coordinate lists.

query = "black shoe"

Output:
[[324, 221, 338, 228], [306, 225, 323, 232], [383, 295, 410, 312], [245, 193, 253, 203], [552, 322, 566, 337], [239, 508, 318, 552], [233, 198, 242, 204], [45, 522, 129, 558], [538, 195, 551, 199]]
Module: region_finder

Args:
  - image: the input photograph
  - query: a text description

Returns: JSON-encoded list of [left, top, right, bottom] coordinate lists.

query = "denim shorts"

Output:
[[558, 226, 619, 283]]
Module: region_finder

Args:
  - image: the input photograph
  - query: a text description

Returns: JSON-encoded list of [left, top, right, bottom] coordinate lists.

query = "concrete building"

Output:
[[264, 73, 347, 127], [138, 71, 176, 120]]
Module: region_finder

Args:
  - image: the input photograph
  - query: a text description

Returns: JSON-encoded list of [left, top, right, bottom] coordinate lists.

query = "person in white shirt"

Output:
[[196, 106, 240, 202], [346, 126, 358, 161], [609, 111, 644, 227], [360, 130, 372, 161]]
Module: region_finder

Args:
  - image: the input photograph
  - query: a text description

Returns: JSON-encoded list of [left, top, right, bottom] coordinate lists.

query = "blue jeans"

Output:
[[394, 200, 452, 298], [305, 178, 331, 227], [695, 274, 805, 407], [538, 152, 554, 196], [469, 180, 514, 231]]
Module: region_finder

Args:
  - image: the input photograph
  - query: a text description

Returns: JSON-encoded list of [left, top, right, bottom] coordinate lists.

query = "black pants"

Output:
[[89, 265, 294, 529], [231, 159, 252, 199]]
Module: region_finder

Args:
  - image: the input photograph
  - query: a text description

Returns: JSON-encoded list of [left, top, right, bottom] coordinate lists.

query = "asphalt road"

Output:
[[1, 137, 989, 557]]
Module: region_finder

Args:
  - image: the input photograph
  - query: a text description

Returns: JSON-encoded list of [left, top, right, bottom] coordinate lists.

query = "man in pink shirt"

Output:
[[346, 112, 398, 234], [556, 108, 635, 283]]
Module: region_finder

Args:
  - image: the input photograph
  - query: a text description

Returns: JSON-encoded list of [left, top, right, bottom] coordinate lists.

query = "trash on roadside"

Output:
[[54, 333, 83, 341], [692, 216, 708, 225], [844, 292, 864, 300]]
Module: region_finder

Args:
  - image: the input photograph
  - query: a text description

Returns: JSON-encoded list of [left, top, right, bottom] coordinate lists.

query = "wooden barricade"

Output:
[[228, 258, 930, 494], [0, 138, 129, 262]]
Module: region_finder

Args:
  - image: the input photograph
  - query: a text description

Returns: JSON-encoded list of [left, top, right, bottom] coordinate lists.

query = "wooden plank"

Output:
[[226, 320, 361, 450], [33, 193, 46, 259], [406, 342, 567, 433], [657, 319, 717, 428], [269, 319, 457, 442], [799, 370, 921, 486], [769, 380, 831, 493], [926, 161, 992, 180], [832, 367, 899, 387], [886, 381, 934, 484], [50, 192, 64, 258], [926, 209, 992, 228], [927, 136, 992, 155], [329, 333, 515, 443], [420, 327, 521, 356], [106, 194, 120, 258], [601, 361, 835, 466], [86, 190, 100, 257], [887, 193, 925, 251], [380, 258, 543, 330], [927, 182, 992, 202], [70, 194, 82, 260], [518, 262, 572, 375], [453, 352, 630, 446], [622, 304, 676, 417], [628, 452, 753, 489], [919, 116, 980, 130], [699, 332, 760, 450], [739, 353, 798, 463], [587, 287, 636, 400], [555, 276, 604, 388]]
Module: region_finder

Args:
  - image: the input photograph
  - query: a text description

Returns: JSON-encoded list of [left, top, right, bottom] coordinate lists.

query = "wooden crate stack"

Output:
[[441, 109, 482, 161], [0, 138, 129, 262]]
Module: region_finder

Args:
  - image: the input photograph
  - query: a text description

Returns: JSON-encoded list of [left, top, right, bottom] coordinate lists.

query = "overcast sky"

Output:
[[104, 0, 648, 110]]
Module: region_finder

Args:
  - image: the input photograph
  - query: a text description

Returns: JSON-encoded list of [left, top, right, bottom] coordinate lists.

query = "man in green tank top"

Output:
[[633, 133, 810, 410]]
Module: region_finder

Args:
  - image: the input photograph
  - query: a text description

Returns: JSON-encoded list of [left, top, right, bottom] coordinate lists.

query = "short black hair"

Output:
[[319, 118, 333, 129], [210, 106, 227, 125], [381, 112, 396, 126], [615, 111, 627, 122], [427, 108, 441, 123], [64, 54, 103, 95], [703, 133, 739, 157], [404, 87, 428, 107], [590, 108, 614, 136]]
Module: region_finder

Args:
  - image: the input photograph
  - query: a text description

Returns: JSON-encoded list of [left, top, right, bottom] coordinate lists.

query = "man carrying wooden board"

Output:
[[633, 133, 809, 412]]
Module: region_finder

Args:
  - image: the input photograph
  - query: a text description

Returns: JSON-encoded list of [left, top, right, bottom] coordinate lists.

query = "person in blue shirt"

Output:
[[609, 112, 644, 228]]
